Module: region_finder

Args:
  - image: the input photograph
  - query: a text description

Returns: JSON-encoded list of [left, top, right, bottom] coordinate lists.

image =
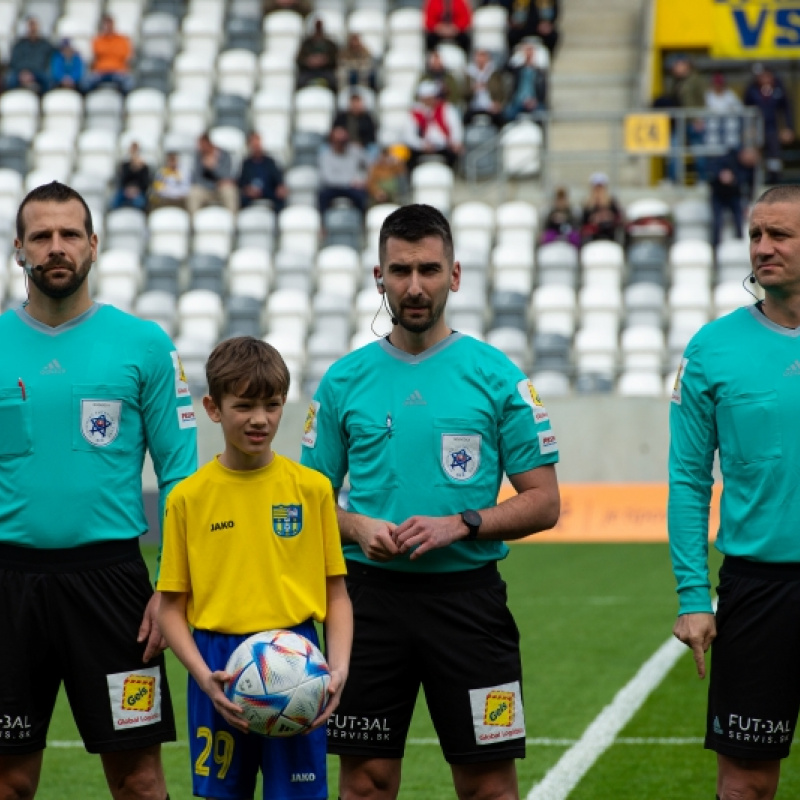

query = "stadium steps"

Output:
[[546, 0, 648, 186]]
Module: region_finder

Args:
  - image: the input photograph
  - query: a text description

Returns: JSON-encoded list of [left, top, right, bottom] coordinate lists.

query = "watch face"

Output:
[[463, 509, 481, 528]]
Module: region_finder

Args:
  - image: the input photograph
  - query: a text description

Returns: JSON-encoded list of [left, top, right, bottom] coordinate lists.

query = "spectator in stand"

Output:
[[505, 0, 559, 58], [149, 151, 191, 210], [704, 72, 744, 160], [665, 53, 707, 182], [6, 16, 53, 94], [296, 17, 339, 90], [333, 91, 378, 157], [318, 125, 370, 215], [708, 146, 760, 249], [263, 0, 311, 16], [187, 132, 238, 215], [744, 63, 795, 184], [504, 40, 547, 123], [464, 48, 507, 127], [540, 186, 581, 248], [580, 172, 624, 244], [420, 50, 464, 106], [423, 0, 472, 54], [110, 141, 151, 211], [338, 32, 377, 92], [404, 80, 464, 170], [238, 131, 288, 211], [366, 145, 409, 206], [50, 38, 85, 92], [84, 14, 134, 94]]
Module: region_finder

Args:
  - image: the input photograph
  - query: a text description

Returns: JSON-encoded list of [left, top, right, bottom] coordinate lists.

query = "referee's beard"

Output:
[[29, 253, 92, 300], [393, 298, 447, 334]]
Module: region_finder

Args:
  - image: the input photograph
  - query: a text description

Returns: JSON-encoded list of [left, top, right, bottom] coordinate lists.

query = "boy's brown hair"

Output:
[[205, 336, 290, 405]]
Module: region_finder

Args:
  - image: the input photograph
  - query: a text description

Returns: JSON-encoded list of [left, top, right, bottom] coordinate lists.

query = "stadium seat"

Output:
[[670, 239, 713, 289], [26, 168, 70, 193], [673, 197, 712, 243], [273, 249, 315, 294], [76, 129, 118, 182], [96, 252, 142, 305], [354, 286, 391, 335], [617, 370, 663, 397], [491, 290, 527, 331], [529, 370, 570, 397], [266, 289, 311, 340], [347, 8, 385, 58], [532, 331, 571, 372], [495, 201, 538, 250], [620, 325, 665, 372], [263, 10, 304, 53], [173, 51, 215, 99], [501, 120, 542, 177], [41, 89, 83, 139], [228, 248, 272, 299], [366, 204, 399, 252], [84, 89, 124, 132], [492, 243, 534, 296], [149, 207, 191, 260], [107, 0, 142, 40], [188, 253, 226, 293], [532, 284, 576, 337], [286, 165, 321, 208], [167, 90, 209, 138], [0, 90, 39, 141], [32, 131, 75, 178], [377, 87, 414, 146], [178, 289, 224, 344], [306, 8, 346, 44], [141, 12, 181, 60], [581, 240, 624, 289], [192, 206, 235, 258], [258, 50, 297, 95], [144, 253, 181, 294], [473, 5, 508, 57], [625, 197, 673, 244], [537, 241, 579, 288], [316, 245, 360, 298], [486, 327, 528, 370], [0, 168, 23, 219], [382, 48, 424, 94], [225, 294, 264, 338], [573, 325, 618, 378], [125, 88, 167, 140], [452, 201, 494, 253], [578, 284, 623, 333], [714, 280, 753, 318], [134, 290, 178, 336], [217, 49, 258, 100], [411, 162, 454, 215], [295, 86, 336, 136], [279, 206, 321, 256], [388, 8, 423, 53], [105, 208, 148, 255], [716, 238, 750, 284], [236, 205, 277, 251], [623, 282, 665, 329], [182, 13, 222, 58], [0, 135, 29, 177], [322, 205, 363, 250]]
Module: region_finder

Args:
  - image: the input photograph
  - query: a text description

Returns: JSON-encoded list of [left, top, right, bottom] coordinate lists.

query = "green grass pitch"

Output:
[[34, 542, 800, 799]]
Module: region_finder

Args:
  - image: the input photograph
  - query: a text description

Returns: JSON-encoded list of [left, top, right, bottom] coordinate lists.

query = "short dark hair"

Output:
[[755, 185, 800, 206], [206, 336, 290, 406], [16, 181, 94, 241], [378, 204, 454, 265]]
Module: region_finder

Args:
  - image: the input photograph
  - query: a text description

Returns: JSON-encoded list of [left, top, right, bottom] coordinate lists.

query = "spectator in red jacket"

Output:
[[423, 0, 472, 54]]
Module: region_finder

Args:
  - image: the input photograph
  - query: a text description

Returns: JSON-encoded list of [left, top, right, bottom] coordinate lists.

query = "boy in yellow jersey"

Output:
[[157, 336, 352, 800]]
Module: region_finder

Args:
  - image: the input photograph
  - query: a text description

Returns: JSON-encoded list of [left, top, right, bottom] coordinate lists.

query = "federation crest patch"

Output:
[[517, 378, 547, 422], [441, 434, 481, 481], [171, 351, 190, 398], [81, 399, 121, 446], [301, 400, 320, 448], [107, 666, 162, 731], [273, 504, 303, 537], [672, 358, 688, 405]]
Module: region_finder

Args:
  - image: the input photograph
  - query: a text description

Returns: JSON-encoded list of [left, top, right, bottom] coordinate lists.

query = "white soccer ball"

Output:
[[224, 629, 331, 737]]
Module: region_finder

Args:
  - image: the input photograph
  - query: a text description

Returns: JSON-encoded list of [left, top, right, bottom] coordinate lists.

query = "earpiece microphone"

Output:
[[749, 273, 756, 284], [16, 249, 35, 278]]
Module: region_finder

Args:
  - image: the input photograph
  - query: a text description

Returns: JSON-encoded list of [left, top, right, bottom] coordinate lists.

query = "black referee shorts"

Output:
[[326, 560, 526, 765], [706, 556, 800, 760], [0, 539, 176, 755]]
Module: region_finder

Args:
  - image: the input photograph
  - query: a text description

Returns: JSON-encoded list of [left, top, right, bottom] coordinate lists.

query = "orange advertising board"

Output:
[[500, 483, 722, 544]]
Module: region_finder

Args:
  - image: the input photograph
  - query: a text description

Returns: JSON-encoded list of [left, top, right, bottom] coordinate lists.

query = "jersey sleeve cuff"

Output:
[[677, 586, 714, 615]]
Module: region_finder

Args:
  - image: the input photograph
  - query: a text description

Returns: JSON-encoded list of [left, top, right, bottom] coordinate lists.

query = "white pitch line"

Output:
[[526, 635, 688, 800]]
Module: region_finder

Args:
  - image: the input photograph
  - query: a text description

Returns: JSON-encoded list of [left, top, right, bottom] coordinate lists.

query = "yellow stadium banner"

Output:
[[712, 1, 800, 59], [499, 483, 723, 544], [624, 114, 671, 154]]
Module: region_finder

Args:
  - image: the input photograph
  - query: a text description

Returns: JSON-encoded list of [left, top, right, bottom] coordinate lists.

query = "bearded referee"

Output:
[[0, 182, 197, 799], [301, 204, 560, 800]]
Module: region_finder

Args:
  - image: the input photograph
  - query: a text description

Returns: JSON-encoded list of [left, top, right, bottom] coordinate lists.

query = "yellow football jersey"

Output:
[[158, 454, 345, 634]]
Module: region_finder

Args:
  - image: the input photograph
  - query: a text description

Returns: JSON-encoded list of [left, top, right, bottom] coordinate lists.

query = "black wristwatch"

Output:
[[460, 509, 482, 541]]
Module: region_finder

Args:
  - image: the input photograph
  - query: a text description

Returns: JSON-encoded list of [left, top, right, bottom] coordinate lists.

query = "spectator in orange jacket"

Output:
[[85, 15, 134, 94], [423, 0, 472, 54]]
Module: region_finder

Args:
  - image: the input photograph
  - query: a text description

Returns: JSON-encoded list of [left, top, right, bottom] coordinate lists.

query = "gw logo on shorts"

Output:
[[469, 681, 526, 745], [123, 675, 155, 712]]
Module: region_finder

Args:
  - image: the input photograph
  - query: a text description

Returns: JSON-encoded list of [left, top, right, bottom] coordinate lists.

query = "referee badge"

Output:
[[442, 434, 481, 481], [273, 504, 303, 537], [81, 399, 121, 447]]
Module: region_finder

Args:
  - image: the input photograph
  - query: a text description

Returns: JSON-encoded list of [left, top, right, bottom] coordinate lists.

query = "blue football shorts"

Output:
[[190, 620, 328, 800]]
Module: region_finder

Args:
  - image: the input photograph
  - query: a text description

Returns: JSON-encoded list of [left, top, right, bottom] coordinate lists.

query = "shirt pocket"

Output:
[[0, 389, 33, 457], [716, 390, 782, 465], [72, 384, 132, 453], [434, 416, 489, 485], [348, 423, 399, 490]]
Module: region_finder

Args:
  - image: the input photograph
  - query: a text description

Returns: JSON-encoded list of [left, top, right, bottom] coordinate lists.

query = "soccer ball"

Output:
[[224, 629, 331, 737]]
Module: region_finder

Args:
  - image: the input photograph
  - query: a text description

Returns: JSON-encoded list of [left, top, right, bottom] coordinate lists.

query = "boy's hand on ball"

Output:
[[205, 671, 249, 733], [307, 668, 347, 732]]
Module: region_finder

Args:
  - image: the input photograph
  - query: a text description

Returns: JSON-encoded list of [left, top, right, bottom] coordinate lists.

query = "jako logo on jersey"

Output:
[[290, 773, 316, 783], [210, 520, 235, 531]]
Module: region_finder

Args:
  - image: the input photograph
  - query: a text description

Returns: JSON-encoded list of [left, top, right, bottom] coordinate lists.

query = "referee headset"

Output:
[[373, 273, 399, 332]]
